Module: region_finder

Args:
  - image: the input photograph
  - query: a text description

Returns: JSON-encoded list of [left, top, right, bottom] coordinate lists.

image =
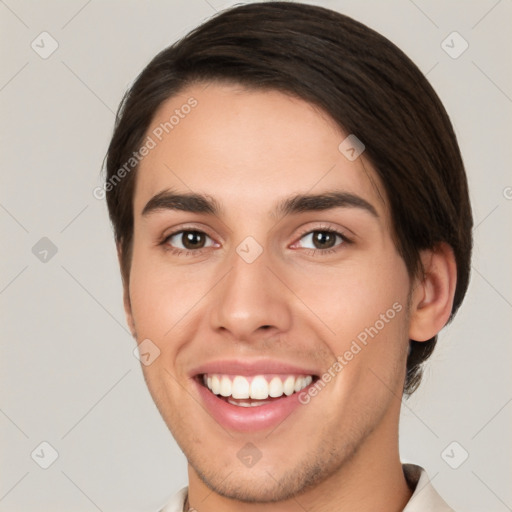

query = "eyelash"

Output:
[[159, 227, 216, 257], [159, 225, 352, 257], [294, 225, 352, 256]]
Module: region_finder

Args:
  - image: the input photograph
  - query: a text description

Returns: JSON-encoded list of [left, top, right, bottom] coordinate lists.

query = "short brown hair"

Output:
[[104, 2, 473, 395]]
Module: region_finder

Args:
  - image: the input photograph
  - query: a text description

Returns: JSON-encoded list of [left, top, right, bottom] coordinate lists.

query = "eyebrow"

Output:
[[141, 189, 378, 219], [277, 191, 378, 218], [142, 189, 220, 217]]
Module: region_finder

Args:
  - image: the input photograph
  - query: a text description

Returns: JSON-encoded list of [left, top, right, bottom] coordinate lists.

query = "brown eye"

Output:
[[311, 231, 337, 249], [165, 230, 214, 251], [182, 231, 206, 249], [297, 230, 345, 251]]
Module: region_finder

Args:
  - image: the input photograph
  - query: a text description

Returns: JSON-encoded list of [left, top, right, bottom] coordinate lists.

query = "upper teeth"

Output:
[[203, 374, 313, 399]]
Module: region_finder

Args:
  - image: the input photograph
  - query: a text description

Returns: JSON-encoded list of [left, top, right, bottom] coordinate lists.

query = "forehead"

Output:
[[133, 82, 388, 219]]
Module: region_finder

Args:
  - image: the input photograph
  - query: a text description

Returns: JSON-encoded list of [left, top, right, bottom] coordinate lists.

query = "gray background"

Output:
[[1, 0, 511, 510]]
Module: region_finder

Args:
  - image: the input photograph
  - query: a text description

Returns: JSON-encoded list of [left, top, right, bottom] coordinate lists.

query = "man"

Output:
[[104, 3, 472, 511]]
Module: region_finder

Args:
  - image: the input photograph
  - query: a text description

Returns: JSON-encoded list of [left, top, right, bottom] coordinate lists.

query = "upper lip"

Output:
[[189, 359, 320, 378]]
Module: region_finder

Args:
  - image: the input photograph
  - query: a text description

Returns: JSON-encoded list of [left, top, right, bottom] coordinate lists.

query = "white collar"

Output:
[[402, 464, 454, 511]]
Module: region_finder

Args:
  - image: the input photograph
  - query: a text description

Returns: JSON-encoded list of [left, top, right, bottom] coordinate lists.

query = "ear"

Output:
[[408, 243, 457, 342], [117, 243, 137, 339]]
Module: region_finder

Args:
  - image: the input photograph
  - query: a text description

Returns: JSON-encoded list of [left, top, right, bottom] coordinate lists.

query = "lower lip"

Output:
[[194, 378, 312, 432]]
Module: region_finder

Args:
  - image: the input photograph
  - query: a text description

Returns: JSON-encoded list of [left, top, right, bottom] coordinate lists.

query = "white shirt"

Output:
[[158, 464, 454, 512]]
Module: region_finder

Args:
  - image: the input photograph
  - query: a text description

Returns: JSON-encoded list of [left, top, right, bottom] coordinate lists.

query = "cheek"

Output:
[[128, 249, 193, 405], [329, 261, 410, 399], [296, 248, 410, 401], [128, 244, 182, 338], [127, 244, 213, 354], [292, 249, 409, 341]]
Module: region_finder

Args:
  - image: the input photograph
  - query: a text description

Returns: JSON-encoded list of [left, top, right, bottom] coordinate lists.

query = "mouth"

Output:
[[191, 364, 320, 431], [198, 373, 315, 407], [190, 360, 320, 431]]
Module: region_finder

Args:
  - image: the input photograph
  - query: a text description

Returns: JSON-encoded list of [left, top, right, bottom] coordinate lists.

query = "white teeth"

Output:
[[268, 377, 284, 397], [250, 376, 269, 399], [231, 376, 250, 399], [227, 398, 271, 407], [211, 375, 220, 395], [203, 373, 313, 402], [283, 376, 295, 396], [220, 376, 231, 397]]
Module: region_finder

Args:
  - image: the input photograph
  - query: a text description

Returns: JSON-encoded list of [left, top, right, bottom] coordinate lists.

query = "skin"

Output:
[[120, 83, 457, 511]]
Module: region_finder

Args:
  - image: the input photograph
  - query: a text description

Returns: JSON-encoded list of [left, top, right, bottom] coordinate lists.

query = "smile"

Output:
[[191, 360, 319, 431], [201, 374, 314, 407]]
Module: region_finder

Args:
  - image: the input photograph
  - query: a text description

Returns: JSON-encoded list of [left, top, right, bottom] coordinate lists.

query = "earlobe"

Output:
[[408, 243, 457, 342]]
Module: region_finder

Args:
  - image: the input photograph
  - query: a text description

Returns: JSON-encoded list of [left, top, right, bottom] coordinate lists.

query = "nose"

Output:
[[209, 248, 293, 342]]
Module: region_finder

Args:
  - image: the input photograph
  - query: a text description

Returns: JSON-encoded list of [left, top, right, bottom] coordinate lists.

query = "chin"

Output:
[[196, 466, 305, 503], [188, 437, 360, 504]]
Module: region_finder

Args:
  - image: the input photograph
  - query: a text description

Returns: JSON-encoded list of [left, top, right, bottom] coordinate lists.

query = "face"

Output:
[[125, 83, 412, 503]]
